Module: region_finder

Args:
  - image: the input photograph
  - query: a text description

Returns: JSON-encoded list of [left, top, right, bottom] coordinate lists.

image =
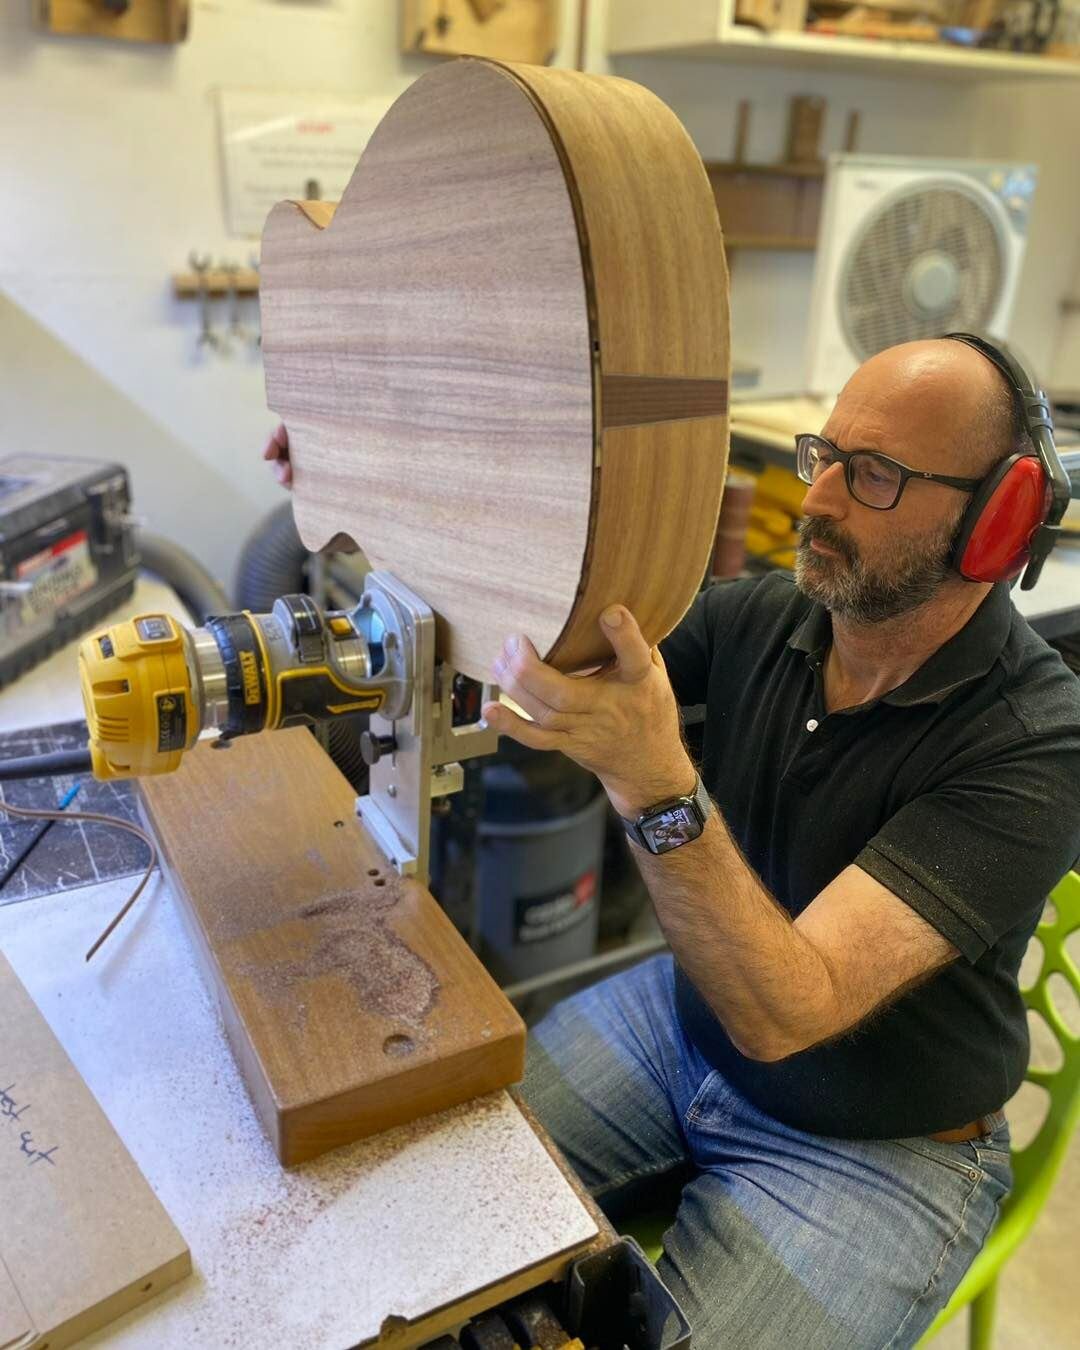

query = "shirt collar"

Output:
[[786, 582, 1013, 707]]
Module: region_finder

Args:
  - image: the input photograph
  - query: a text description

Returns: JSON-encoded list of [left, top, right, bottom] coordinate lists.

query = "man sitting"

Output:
[[478, 338, 1080, 1348]]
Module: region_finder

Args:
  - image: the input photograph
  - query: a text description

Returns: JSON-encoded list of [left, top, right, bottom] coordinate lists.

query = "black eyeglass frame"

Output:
[[794, 433, 985, 512]]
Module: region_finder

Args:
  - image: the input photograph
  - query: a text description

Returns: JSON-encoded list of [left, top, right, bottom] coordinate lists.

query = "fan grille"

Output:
[[839, 184, 1005, 360]]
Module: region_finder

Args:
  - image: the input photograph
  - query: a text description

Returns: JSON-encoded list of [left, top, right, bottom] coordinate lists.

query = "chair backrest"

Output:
[[1010, 869, 1080, 1204]]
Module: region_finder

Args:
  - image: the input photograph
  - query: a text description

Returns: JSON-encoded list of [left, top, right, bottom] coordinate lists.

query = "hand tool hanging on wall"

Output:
[[223, 260, 248, 348], [188, 251, 219, 353]]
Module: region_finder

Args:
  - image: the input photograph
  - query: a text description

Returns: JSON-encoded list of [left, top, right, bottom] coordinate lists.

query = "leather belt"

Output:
[[927, 1113, 1000, 1144]]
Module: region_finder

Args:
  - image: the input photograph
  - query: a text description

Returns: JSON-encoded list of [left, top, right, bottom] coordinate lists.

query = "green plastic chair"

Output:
[[627, 871, 1080, 1350], [918, 868, 1080, 1348]]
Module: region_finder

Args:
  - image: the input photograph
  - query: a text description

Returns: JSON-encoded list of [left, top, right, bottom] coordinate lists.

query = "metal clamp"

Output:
[[354, 571, 498, 883]]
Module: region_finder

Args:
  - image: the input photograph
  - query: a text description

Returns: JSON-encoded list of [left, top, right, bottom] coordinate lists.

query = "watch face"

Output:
[[643, 802, 701, 854]]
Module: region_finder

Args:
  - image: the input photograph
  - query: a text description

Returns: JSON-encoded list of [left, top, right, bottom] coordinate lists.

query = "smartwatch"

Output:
[[620, 773, 712, 855]]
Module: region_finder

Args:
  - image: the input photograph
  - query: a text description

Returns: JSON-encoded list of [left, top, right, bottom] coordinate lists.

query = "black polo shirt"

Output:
[[659, 572, 1080, 1139]]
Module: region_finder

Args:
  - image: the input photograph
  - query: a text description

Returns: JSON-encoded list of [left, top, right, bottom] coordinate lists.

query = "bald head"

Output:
[[835, 338, 1024, 479]]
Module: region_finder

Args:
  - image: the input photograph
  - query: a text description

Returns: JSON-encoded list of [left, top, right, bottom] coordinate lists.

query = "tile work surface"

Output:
[[0, 720, 142, 904]]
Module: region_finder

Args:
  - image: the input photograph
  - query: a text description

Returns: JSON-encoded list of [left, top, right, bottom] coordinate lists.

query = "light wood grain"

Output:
[[499, 62, 729, 669], [403, 0, 558, 63], [36, 0, 189, 43], [172, 267, 260, 297], [260, 58, 729, 682], [548, 418, 728, 672], [0, 955, 190, 1349], [261, 59, 595, 680], [139, 728, 525, 1166]]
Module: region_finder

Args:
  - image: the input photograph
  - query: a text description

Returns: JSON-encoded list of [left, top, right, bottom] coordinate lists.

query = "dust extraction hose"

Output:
[[233, 501, 369, 792], [0, 749, 93, 782], [136, 531, 231, 624]]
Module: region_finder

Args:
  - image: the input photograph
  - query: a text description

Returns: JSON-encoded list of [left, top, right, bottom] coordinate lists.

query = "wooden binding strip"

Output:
[[601, 374, 729, 429]]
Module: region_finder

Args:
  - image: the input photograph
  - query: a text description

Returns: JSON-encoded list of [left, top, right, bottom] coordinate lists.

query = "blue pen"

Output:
[[0, 783, 81, 890]]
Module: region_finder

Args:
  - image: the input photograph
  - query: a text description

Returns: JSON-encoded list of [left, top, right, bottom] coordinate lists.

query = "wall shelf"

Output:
[[705, 157, 823, 251], [173, 267, 259, 297], [608, 1, 1080, 81]]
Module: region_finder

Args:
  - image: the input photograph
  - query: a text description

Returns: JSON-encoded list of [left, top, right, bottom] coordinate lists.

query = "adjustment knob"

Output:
[[360, 731, 397, 767]]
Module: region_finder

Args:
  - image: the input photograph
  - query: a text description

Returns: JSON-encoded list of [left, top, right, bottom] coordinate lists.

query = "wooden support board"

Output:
[[139, 728, 525, 1165], [260, 57, 730, 685], [35, 0, 189, 43], [0, 955, 190, 1350]]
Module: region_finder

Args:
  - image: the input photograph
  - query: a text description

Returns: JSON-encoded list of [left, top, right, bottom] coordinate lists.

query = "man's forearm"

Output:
[[606, 766, 841, 1061]]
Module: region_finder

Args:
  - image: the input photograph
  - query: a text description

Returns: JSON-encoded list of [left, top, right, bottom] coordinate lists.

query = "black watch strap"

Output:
[[621, 773, 712, 853]]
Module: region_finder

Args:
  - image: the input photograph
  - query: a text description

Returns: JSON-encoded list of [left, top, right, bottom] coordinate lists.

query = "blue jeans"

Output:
[[522, 955, 1011, 1349]]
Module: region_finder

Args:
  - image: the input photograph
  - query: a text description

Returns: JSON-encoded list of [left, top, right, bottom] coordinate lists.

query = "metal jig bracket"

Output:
[[353, 571, 499, 885]]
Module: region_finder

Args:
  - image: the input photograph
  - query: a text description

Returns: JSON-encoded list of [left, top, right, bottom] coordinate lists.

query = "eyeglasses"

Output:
[[795, 434, 984, 512]]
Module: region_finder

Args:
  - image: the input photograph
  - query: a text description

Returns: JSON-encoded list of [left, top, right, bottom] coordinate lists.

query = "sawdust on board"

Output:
[[233, 870, 441, 1040], [204, 1039, 516, 1346]]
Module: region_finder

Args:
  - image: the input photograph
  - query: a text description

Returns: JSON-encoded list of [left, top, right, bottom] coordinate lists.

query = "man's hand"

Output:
[[262, 422, 292, 489], [481, 607, 695, 819]]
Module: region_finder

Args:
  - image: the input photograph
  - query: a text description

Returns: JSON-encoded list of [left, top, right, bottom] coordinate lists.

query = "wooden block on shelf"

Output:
[[705, 161, 823, 251], [402, 0, 558, 63], [736, 0, 809, 30], [0, 955, 190, 1350], [809, 3, 942, 37], [35, 0, 189, 43], [785, 95, 826, 166], [954, 0, 1003, 23]]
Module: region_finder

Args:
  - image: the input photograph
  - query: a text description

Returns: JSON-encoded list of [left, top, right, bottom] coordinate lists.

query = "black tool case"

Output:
[[0, 455, 138, 688], [423, 1236, 692, 1350]]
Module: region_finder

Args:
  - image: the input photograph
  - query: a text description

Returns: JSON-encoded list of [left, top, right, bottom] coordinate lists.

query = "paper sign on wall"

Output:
[[218, 90, 396, 239]]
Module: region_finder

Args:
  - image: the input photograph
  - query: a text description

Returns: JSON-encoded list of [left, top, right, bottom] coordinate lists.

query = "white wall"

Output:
[[0, 290, 247, 585], [966, 79, 1080, 383], [1, 0, 1078, 585], [1042, 126, 1080, 391], [0, 0, 430, 588], [1053, 293, 1080, 391]]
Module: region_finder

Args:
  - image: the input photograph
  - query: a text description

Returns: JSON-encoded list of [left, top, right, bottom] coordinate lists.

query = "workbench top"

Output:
[[0, 877, 597, 1348]]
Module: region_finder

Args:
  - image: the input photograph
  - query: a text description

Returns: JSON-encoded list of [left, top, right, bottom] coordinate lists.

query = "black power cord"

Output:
[[0, 748, 93, 782]]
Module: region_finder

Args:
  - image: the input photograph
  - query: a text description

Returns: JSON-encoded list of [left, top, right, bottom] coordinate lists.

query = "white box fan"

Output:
[[805, 155, 1037, 399]]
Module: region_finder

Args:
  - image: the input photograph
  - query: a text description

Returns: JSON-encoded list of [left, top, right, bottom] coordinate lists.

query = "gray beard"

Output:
[[794, 519, 957, 626]]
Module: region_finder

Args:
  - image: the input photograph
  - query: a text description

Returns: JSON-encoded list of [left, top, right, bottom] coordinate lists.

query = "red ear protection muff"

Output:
[[944, 333, 1071, 590], [952, 453, 1053, 584]]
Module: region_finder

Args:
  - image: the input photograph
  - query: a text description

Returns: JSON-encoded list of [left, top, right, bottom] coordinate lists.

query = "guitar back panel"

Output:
[[261, 58, 729, 681]]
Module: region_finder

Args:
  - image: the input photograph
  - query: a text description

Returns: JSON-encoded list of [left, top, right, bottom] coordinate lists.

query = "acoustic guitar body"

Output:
[[260, 59, 729, 682]]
